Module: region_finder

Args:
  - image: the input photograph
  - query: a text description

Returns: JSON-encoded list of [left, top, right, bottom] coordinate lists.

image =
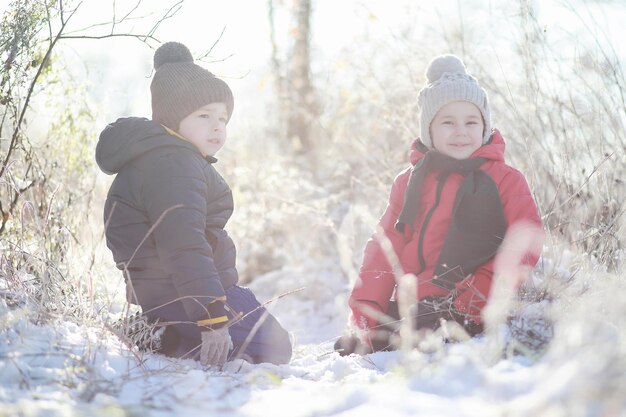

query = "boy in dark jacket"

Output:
[[96, 42, 291, 365], [337, 54, 543, 354]]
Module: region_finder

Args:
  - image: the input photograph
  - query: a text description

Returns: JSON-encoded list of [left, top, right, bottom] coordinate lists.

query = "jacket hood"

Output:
[[96, 117, 203, 175], [409, 128, 506, 165]]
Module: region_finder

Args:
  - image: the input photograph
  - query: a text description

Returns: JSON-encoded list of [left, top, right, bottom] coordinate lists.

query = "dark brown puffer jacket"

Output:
[[96, 117, 237, 322]]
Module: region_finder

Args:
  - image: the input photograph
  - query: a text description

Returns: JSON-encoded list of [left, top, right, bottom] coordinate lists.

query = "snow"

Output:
[[1, 258, 625, 417]]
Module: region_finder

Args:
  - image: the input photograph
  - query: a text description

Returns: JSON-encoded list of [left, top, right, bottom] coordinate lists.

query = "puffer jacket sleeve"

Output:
[[349, 169, 411, 328], [141, 149, 225, 322], [453, 168, 543, 323]]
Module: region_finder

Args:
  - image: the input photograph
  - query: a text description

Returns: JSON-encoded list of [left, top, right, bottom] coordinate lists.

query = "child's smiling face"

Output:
[[430, 101, 484, 160], [178, 102, 228, 157]]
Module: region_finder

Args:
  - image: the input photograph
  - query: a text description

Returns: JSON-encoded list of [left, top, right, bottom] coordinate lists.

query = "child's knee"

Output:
[[266, 321, 292, 364], [250, 316, 292, 364]]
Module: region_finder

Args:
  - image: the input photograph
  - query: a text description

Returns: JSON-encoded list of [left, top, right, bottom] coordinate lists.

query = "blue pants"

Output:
[[146, 286, 292, 364]]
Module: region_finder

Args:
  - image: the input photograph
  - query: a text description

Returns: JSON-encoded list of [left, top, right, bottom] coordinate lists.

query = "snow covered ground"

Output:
[[1, 255, 625, 417]]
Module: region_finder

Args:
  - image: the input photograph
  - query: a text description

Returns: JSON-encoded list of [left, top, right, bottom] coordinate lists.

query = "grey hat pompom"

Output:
[[418, 54, 491, 149], [425, 54, 467, 83], [154, 42, 194, 70]]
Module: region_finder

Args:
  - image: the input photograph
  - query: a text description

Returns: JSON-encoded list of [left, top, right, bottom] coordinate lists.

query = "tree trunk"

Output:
[[286, 0, 315, 154]]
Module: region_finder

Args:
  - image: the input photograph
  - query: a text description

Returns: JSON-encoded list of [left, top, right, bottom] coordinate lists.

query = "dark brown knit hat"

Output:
[[150, 42, 234, 130]]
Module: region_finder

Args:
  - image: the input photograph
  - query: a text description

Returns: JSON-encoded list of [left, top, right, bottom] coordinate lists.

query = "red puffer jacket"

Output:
[[349, 129, 542, 330]]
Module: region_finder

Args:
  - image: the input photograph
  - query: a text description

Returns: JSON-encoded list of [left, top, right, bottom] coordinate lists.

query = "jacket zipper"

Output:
[[416, 173, 449, 274]]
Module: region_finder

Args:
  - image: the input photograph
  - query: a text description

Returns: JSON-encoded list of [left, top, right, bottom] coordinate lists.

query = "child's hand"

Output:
[[200, 327, 232, 366], [197, 297, 232, 365], [349, 300, 383, 332], [334, 333, 371, 356]]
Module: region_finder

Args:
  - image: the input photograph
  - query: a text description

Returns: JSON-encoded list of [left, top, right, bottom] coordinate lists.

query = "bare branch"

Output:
[[197, 53, 235, 65], [146, 0, 184, 41], [198, 26, 226, 60], [119, 0, 143, 23], [0, 177, 35, 235], [62, 15, 149, 37], [0, 2, 82, 179], [57, 0, 183, 46], [46, 1, 54, 41], [59, 33, 160, 45], [111, 0, 116, 33], [110, 0, 143, 34]]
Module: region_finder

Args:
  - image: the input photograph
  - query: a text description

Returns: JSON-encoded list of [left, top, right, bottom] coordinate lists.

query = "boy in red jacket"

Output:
[[337, 54, 542, 354]]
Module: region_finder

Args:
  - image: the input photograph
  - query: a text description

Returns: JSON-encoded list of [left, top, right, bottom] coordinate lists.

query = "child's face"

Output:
[[178, 102, 228, 157], [430, 101, 484, 160]]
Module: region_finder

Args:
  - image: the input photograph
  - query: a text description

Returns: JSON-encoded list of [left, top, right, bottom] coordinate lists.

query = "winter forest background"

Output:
[[1, 0, 625, 416]]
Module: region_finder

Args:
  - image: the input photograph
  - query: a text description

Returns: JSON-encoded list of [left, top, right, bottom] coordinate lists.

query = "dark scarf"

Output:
[[395, 143, 507, 290]]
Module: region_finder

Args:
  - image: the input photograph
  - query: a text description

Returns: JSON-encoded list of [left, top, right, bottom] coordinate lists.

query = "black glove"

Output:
[[334, 334, 369, 356], [334, 325, 398, 356]]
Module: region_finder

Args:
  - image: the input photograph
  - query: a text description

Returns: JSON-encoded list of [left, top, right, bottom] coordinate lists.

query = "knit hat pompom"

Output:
[[150, 41, 234, 130], [418, 54, 491, 149], [425, 54, 467, 84], [153, 42, 194, 70]]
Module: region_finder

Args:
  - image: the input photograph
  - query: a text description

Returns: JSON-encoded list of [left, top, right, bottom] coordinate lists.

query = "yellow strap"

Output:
[[196, 296, 228, 326], [197, 315, 228, 327], [162, 125, 188, 141], [162, 124, 211, 158]]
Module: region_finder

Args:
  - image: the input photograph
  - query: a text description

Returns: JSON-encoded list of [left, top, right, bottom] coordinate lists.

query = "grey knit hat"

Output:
[[150, 42, 234, 130], [418, 54, 491, 149]]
